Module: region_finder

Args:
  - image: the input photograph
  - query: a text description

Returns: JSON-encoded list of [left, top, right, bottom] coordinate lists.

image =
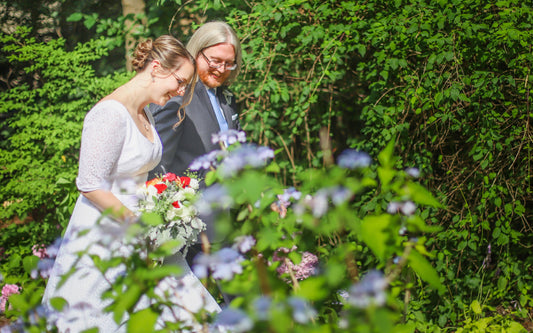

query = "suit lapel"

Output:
[[195, 82, 221, 131]]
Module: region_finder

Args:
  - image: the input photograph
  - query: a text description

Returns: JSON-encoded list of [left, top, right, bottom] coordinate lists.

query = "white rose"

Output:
[[189, 178, 200, 190]]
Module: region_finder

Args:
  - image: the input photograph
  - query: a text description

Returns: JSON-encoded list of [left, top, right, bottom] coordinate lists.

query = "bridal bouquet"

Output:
[[137, 172, 206, 255]]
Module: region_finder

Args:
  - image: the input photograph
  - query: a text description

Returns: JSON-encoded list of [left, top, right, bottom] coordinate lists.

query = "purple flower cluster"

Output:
[[192, 248, 244, 280], [337, 149, 371, 169], [273, 247, 319, 281], [346, 270, 387, 308], [1, 284, 20, 312], [211, 129, 247, 146]]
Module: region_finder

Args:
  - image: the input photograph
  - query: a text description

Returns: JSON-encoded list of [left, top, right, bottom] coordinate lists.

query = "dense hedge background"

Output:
[[1, 0, 531, 330]]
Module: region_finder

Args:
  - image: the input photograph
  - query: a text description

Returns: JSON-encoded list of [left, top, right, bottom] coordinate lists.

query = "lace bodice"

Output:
[[76, 100, 162, 198]]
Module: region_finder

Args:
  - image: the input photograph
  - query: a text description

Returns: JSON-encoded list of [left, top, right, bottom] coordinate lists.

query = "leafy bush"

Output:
[[0, 28, 132, 317]]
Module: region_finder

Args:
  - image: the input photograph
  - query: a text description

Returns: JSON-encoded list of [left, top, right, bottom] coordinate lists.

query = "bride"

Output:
[[42, 35, 221, 332]]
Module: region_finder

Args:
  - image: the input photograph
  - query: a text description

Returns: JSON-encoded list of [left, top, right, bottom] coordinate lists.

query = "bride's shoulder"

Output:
[[85, 99, 128, 124]]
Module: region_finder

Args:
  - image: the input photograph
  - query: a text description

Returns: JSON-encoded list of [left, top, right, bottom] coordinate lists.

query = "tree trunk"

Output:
[[121, 0, 146, 71]]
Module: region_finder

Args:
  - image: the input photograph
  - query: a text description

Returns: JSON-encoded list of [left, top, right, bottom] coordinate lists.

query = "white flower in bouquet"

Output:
[[137, 172, 206, 255]]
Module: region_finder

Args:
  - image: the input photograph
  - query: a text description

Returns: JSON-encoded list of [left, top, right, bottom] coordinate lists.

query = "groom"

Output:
[[148, 21, 243, 262]]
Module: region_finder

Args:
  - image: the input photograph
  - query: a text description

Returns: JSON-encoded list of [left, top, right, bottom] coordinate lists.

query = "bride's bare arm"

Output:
[[81, 189, 136, 222]]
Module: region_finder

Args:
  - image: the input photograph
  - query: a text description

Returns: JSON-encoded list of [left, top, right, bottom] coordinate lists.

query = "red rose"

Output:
[[163, 172, 177, 182], [179, 176, 191, 187], [154, 183, 168, 194], [172, 201, 181, 208]]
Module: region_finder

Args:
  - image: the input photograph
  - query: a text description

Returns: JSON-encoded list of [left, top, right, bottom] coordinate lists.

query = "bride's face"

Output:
[[154, 60, 195, 106]]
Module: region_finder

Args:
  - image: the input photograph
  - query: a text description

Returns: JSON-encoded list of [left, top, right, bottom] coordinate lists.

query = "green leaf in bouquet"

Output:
[[140, 212, 164, 227]]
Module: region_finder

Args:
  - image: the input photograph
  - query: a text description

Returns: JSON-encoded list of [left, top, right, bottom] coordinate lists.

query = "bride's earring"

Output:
[[151, 71, 155, 82]]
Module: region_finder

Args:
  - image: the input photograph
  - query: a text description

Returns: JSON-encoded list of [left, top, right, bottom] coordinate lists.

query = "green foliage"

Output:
[[190, 0, 532, 328], [0, 27, 131, 248]]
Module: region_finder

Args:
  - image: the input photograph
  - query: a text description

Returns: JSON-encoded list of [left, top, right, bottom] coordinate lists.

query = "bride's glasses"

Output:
[[171, 72, 188, 93]]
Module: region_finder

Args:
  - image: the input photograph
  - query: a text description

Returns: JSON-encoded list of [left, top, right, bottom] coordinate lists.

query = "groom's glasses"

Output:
[[200, 50, 237, 71], [171, 72, 188, 93]]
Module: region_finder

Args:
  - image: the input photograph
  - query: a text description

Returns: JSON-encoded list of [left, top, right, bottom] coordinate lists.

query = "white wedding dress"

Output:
[[42, 100, 221, 332]]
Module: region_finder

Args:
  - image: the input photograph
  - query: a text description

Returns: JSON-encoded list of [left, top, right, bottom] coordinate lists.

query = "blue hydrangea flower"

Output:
[[287, 297, 317, 324], [232, 235, 256, 253], [405, 167, 420, 178], [194, 184, 233, 215], [218, 144, 274, 177], [253, 296, 272, 321], [348, 270, 387, 308], [213, 308, 253, 333], [211, 129, 247, 146], [387, 200, 416, 216], [192, 247, 244, 280], [278, 187, 302, 206], [337, 149, 371, 169], [189, 150, 225, 171]]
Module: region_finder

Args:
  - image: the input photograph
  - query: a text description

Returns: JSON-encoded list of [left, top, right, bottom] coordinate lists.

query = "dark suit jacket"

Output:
[[148, 81, 240, 243], [149, 81, 240, 180]]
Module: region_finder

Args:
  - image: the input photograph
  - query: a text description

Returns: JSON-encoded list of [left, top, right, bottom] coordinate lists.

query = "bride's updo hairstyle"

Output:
[[132, 35, 197, 113]]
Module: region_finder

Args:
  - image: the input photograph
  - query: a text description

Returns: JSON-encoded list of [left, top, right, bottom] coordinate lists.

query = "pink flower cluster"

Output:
[[32, 244, 49, 259], [273, 247, 318, 281], [1, 284, 20, 312]]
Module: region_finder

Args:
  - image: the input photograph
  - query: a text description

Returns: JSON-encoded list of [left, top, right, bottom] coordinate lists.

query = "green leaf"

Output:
[[296, 277, 328, 301], [377, 139, 396, 169], [23, 255, 39, 274], [359, 214, 392, 261], [402, 182, 444, 208], [127, 308, 159, 333], [407, 251, 444, 294], [470, 300, 482, 315], [111, 284, 142, 324], [66, 13, 83, 22], [50, 297, 69, 311], [205, 170, 217, 186]]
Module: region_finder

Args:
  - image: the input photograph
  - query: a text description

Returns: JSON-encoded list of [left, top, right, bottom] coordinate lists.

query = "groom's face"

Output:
[[196, 43, 235, 89]]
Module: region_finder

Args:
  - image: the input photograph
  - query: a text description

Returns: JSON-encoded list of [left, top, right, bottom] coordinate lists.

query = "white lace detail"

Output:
[[76, 100, 162, 194]]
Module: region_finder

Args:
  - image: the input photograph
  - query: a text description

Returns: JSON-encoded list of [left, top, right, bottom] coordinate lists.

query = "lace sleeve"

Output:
[[76, 102, 127, 192]]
